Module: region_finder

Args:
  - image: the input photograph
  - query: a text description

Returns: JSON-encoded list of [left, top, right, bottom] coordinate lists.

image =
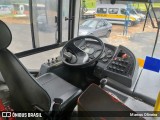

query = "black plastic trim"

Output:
[[15, 42, 67, 58]]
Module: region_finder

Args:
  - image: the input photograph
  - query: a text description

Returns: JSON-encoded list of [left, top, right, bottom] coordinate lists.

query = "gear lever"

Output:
[[100, 78, 108, 88]]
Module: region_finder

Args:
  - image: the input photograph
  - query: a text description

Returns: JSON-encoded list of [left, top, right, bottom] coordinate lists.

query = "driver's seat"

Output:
[[0, 20, 82, 117]]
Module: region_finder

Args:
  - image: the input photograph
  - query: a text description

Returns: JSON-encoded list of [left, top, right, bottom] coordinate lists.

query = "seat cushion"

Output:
[[36, 73, 82, 110], [133, 69, 160, 106]]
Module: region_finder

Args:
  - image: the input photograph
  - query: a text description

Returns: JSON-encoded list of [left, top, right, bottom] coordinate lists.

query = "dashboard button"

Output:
[[113, 66, 116, 70], [125, 61, 129, 64], [102, 58, 108, 62], [120, 69, 124, 73]]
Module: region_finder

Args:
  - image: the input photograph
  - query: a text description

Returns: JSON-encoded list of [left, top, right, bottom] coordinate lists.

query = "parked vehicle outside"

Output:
[[95, 4, 142, 26], [79, 18, 112, 38], [134, 9, 146, 21], [37, 14, 55, 32]]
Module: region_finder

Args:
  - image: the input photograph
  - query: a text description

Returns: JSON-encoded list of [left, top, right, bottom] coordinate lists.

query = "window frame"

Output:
[[10, 0, 75, 58]]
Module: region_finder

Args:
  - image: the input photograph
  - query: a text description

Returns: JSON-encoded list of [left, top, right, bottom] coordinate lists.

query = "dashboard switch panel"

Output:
[[94, 45, 139, 88], [39, 56, 62, 76]]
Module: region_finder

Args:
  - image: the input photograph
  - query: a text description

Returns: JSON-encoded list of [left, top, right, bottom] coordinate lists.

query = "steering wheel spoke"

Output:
[[61, 35, 105, 67], [66, 40, 89, 64], [76, 52, 89, 64]]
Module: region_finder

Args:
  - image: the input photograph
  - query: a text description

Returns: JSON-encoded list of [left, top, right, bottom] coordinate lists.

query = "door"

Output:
[[62, 0, 70, 42], [95, 20, 107, 37], [29, 0, 72, 47]]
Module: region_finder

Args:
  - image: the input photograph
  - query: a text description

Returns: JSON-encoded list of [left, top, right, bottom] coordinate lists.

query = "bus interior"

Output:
[[0, 0, 160, 120]]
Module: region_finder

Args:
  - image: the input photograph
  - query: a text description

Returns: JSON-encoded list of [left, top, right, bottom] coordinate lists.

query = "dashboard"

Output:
[[40, 38, 139, 89], [75, 39, 139, 88]]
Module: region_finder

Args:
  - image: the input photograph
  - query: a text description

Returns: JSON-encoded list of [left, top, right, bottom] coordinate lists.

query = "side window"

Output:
[[0, 0, 59, 53], [0, 1, 32, 53], [97, 8, 107, 14], [96, 21, 104, 28], [104, 20, 108, 26], [121, 9, 127, 15], [108, 8, 119, 14]]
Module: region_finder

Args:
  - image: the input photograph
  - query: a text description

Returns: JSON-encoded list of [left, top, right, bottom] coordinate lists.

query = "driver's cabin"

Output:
[[0, 0, 160, 120]]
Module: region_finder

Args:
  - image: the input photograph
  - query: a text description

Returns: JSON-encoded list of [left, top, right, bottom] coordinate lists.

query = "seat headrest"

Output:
[[0, 20, 12, 50]]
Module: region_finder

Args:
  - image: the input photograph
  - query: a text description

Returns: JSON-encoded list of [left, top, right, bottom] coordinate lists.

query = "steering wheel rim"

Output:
[[61, 35, 105, 67]]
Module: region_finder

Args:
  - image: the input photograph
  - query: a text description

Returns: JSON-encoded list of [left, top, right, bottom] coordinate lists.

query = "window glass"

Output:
[[108, 8, 119, 14], [97, 8, 107, 14], [35, 0, 58, 47], [20, 48, 62, 69], [153, 37, 160, 59], [79, 0, 160, 60], [104, 20, 108, 26], [153, 21, 160, 59], [81, 19, 98, 28], [121, 9, 126, 15], [97, 21, 104, 28], [0, 0, 32, 53], [62, 0, 70, 42]]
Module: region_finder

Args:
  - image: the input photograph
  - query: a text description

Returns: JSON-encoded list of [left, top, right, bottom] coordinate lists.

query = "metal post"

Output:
[[143, 3, 151, 31], [68, 0, 75, 40], [150, 3, 159, 28], [57, 0, 62, 44], [32, 0, 40, 48], [68, 0, 72, 40], [29, 0, 36, 48], [144, 3, 155, 28], [152, 21, 160, 57]]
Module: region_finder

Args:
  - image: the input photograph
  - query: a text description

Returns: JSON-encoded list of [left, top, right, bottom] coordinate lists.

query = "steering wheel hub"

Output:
[[61, 35, 105, 67]]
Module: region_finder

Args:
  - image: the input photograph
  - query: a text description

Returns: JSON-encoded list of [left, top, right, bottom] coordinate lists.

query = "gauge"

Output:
[[94, 50, 106, 59], [106, 50, 113, 58], [102, 58, 108, 62]]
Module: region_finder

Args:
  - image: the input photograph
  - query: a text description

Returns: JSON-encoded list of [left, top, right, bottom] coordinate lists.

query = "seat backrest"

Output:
[[0, 20, 51, 111]]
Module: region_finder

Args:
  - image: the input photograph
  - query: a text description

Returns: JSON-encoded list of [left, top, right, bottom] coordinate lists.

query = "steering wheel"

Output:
[[61, 35, 105, 67]]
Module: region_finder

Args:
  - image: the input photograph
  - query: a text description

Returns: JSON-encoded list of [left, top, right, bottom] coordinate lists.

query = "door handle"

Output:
[[55, 16, 58, 23], [65, 17, 74, 21]]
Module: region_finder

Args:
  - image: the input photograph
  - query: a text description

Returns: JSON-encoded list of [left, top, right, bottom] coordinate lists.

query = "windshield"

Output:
[[81, 19, 98, 28], [130, 9, 137, 15], [79, 0, 160, 60]]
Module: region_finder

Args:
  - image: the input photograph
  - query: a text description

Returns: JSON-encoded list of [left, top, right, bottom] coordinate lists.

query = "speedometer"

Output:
[[94, 50, 106, 59]]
